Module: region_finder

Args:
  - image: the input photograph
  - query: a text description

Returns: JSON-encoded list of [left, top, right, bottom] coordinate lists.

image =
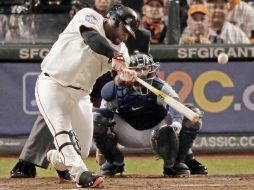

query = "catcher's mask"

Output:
[[128, 51, 159, 94]]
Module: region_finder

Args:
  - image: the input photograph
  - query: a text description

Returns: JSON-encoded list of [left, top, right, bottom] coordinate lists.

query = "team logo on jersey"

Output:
[[85, 15, 98, 24]]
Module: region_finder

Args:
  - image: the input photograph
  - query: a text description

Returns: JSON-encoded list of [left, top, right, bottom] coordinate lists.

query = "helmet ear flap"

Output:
[[109, 13, 120, 28]]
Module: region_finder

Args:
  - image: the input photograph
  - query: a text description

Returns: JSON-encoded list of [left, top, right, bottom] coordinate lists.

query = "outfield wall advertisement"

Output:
[[159, 61, 254, 133], [0, 61, 254, 152]]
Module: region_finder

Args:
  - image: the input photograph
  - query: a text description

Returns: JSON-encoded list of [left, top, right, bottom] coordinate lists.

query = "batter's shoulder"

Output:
[[76, 8, 104, 21], [78, 8, 100, 15]]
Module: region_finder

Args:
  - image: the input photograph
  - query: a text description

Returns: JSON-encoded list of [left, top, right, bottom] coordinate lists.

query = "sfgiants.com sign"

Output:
[[193, 134, 254, 152]]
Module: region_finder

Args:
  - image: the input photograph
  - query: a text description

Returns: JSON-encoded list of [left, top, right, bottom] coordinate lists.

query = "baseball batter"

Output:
[[34, 4, 139, 188], [93, 51, 208, 177], [11, 15, 152, 183]]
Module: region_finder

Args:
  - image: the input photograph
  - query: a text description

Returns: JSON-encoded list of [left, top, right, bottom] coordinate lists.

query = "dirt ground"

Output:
[[1, 174, 254, 190]]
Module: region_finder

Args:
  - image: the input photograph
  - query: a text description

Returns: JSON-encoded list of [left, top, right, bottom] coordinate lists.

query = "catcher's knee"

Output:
[[182, 105, 203, 131], [93, 108, 115, 137], [151, 124, 179, 167]]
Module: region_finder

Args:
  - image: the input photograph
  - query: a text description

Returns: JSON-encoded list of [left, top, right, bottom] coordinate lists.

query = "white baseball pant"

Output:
[[35, 73, 93, 182]]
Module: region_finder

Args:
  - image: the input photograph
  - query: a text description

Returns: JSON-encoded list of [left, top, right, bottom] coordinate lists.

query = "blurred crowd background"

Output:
[[0, 0, 253, 44]]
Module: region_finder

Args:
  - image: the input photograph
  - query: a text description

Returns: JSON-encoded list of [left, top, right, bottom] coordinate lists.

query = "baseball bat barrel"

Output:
[[135, 77, 201, 123]]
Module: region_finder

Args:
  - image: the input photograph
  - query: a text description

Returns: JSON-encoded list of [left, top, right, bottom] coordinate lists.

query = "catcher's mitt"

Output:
[[151, 124, 179, 165]]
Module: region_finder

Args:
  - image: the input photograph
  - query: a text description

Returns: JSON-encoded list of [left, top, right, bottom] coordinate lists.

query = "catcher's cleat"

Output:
[[100, 161, 125, 176], [10, 160, 36, 178], [56, 170, 74, 183], [163, 167, 175, 177], [164, 162, 190, 178], [76, 171, 104, 188], [185, 158, 208, 175]]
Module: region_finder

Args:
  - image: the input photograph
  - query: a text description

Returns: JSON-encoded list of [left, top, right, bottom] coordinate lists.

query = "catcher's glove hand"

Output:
[[170, 121, 182, 135]]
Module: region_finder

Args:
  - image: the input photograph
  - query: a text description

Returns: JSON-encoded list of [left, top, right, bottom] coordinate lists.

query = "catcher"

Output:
[[93, 51, 208, 177]]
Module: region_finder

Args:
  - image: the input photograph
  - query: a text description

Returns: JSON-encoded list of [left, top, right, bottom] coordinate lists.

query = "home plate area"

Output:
[[1, 174, 254, 190]]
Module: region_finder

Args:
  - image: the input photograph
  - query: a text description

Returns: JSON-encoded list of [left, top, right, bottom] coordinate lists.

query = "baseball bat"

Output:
[[135, 76, 201, 123]]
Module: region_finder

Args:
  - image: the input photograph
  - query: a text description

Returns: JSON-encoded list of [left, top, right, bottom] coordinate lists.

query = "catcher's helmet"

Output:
[[129, 51, 159, 94], [107, 4, 139, 38], [129, 51, 159, 82]]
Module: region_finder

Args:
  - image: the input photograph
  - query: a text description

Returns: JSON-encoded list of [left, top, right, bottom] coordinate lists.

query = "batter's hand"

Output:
[[119, 68, 137, 85], [110, 53, 128, 72]]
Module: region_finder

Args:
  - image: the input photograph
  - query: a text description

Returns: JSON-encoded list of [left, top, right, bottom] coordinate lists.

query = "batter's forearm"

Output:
[[80, 26, 116, 59]]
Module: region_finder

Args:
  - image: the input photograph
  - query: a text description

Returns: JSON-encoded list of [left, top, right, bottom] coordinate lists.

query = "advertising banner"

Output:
[[0, 61, 254, 136], [159, 61, 254, 133], [0, 63, 40, 136], [1, 44, 254, 61]]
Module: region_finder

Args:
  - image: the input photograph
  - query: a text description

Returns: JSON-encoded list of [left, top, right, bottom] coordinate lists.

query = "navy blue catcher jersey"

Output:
[[101, 78, 182, 130]]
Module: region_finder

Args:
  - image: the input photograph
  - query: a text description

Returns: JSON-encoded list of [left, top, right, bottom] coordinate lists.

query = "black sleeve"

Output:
[[80, 25, 116, 59]]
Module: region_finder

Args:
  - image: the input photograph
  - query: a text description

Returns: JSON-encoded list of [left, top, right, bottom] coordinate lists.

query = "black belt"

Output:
[[44, 73, 84, 91]]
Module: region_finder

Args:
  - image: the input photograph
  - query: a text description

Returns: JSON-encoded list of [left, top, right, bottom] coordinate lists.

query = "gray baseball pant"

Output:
[[19, 114, 54, 168]]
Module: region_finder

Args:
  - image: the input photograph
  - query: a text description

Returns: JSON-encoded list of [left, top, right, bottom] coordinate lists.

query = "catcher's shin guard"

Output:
[[93, 109, 124, 164], [176, 105, 202, 163]]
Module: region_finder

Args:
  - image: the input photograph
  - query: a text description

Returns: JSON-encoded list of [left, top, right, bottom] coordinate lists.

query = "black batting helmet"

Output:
[[107, 4, 139, 38]]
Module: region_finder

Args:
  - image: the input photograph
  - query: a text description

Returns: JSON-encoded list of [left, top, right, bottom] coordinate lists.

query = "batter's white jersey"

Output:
[[41, 8, 129, 93]]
